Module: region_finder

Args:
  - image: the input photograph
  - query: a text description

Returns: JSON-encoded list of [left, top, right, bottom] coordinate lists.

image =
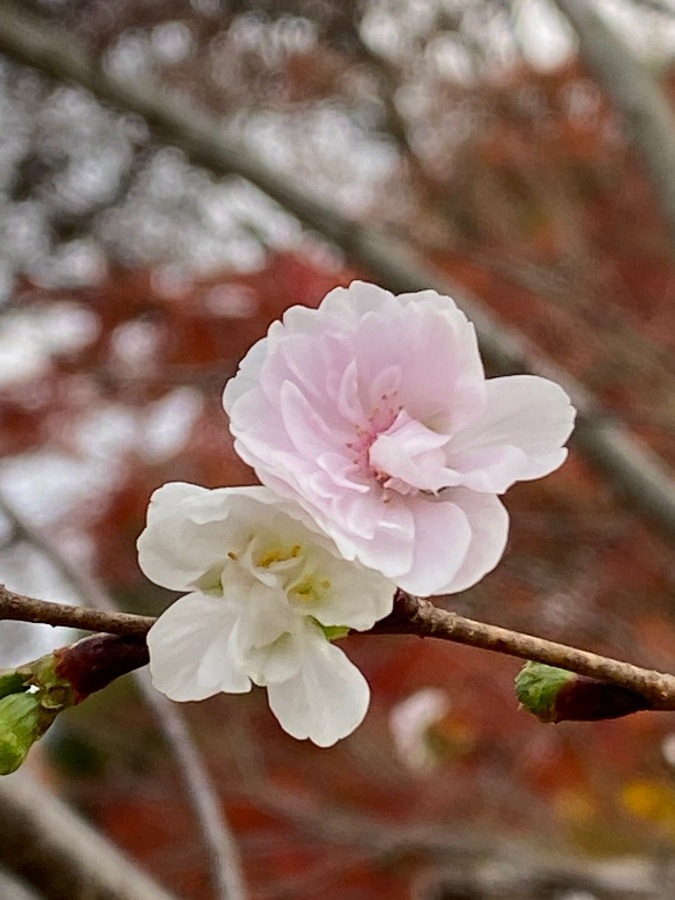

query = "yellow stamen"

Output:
[[256, 544, 302, 568], [292, 577, 331, 603]]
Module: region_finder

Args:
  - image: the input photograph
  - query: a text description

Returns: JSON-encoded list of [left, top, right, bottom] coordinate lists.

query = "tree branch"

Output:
[[0, 774, 179, 900], [551, 0, 675, 253], [4, 586, 675, 712], [0, 1, 673, 543], [0, 584, 155, 636], [0, 495, 248, 900], [372, 591, 675, 710]]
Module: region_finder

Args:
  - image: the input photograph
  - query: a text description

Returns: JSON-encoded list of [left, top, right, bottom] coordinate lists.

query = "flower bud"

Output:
[[515, 661, 651, 723]]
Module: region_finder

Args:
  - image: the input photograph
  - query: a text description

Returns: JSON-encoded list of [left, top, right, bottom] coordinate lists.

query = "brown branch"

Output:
[[0, 584, 155, 637], [372, 592, 675, 709], [4, 586, 675, 712], [0, 2, 673, 543]]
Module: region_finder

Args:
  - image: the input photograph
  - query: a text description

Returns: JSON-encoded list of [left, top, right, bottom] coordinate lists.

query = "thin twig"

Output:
[[0, 584, 154, 636], [0, 494, 247, 900], [0, 1, 673, 542], [371, 592, 675, 709], [3, 585, 675, 710]]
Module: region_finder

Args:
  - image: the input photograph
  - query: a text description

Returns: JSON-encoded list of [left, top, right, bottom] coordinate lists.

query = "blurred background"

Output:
[[0, 0, 674, 897]]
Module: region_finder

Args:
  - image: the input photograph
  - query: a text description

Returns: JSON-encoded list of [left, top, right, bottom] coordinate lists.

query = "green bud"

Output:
[[515, 661, 651, 723], [0, 693, 43, 775], [515, 662, 575, 722]]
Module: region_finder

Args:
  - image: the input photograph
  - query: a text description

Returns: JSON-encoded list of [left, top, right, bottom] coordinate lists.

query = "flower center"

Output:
[[291, 576, 332, 604], [345, 394, 402, 478], [367, 410, 456, 496], [256, 544, 302, 568]]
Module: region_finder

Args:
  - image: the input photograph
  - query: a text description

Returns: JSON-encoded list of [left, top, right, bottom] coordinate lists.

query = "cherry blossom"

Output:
[[390, 688, 452, 771], [224, 281, 575, 596], [137, 482, 394, 747]]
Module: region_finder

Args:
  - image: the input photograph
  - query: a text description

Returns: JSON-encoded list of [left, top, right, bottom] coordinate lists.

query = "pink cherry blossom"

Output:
[[224, 281, 575, 596]]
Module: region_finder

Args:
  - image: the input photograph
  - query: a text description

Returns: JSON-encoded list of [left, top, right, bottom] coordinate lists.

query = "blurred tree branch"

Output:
[[0, 773, 180, 900], [0, 866, 41, 900], [245, 785, 671, 898], [0, 495, 247, 900], [0, 1, 673, 544], [551, 0, 675, 252]]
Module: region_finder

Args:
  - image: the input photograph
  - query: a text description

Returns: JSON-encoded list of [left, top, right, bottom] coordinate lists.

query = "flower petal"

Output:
[[266, 625, 370, 747], [369, 410, 458, 493], [138, 483, 303, 591], [394, 497, 472, 596], [448, 375, 575, 493], [147, 592, 251, 701], [137, 482, 241, 590], [294, 556, 395, 631], [435, 490, 509, 594], [319, 281, 399, 320]]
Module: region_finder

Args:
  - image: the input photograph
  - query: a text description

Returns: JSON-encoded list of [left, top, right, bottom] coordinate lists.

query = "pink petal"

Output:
[[394, 497, 472, 596], [320, 281, 399, 320], [448, 375, 575, 493], [437, 490, 509, 594], [280, 380, 336, 458], [369, 411, 458, 493], [447, 444, 528, 494]]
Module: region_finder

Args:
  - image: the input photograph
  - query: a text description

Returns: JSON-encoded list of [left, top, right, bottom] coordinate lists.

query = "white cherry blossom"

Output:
[[138, 482, 394, 747]]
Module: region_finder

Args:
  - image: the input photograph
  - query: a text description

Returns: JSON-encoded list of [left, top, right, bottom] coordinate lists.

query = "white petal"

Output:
[[448, 375, 575, 493], [147, 593, 251, 701], [137, 483, 294, 591], [229, 583, 295, 657], [394, 497, 472, 596], [266, 626, 370, 747], [137, 482, 237, 590], [435, 490, 509, 594], [144, 482, 209, 527], [296, 558, 395, 632], [246, 631, 304, 686]]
